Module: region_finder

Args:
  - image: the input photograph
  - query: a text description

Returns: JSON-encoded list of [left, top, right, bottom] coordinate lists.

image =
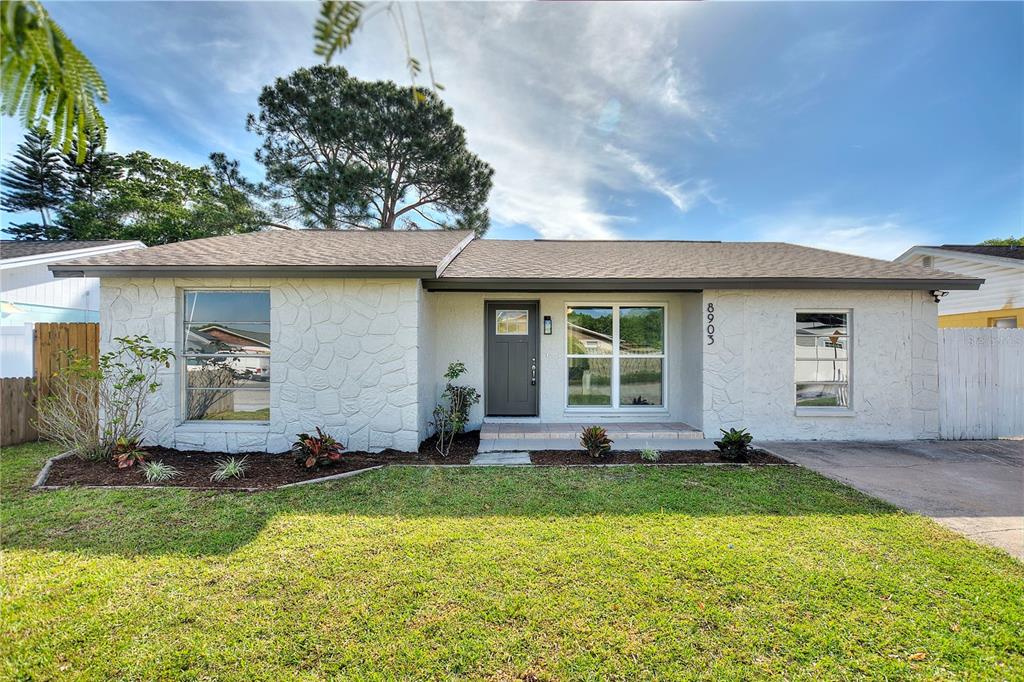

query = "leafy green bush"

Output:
[[640, 447, 660, 462], [210, 456, 249, 482], [293, 427, 345, 469], [580, 426, 613, 459], [140, 461, 180, 483], [714, 428, 753, 462], [429, 362, 481, 457]]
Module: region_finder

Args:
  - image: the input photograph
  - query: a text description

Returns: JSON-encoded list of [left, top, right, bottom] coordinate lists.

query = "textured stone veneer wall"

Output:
[[100, 277, 421, 453], [701, 288, 939, 440]]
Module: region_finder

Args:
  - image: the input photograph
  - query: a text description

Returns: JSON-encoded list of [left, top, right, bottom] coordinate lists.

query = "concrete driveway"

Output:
[[762, 440, 1024, 560]]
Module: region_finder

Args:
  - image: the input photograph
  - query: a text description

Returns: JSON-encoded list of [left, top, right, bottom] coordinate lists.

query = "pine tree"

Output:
[[62, 134, 122, 204], [1, 128, 68, 240]]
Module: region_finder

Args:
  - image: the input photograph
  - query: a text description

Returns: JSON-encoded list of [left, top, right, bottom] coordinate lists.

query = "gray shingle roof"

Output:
[[439, 239, 973, 283], [1, 240, 138, 261], [52, 230, 474, 271]]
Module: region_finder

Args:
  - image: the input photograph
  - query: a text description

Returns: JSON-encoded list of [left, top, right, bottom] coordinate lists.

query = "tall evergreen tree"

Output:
[[1, 127, 67, 240], [248, 65, 493, 234], [62, 134, 122, 204]]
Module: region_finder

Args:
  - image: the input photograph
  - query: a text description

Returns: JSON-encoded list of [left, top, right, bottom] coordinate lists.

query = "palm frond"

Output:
[[0, 0, 108, 163]]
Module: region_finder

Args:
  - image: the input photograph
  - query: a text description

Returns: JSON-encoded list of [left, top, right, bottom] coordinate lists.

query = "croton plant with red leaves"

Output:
[[292, 427, 346, 469]]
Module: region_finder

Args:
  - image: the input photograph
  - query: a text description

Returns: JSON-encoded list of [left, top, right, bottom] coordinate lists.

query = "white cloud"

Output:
[[605, 145, 718, 215], [757, 213, 928, 260]]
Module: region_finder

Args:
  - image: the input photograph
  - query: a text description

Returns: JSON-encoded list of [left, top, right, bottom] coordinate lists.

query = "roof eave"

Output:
[[423, 276, 985, 292], [49, 264, 439, 279]]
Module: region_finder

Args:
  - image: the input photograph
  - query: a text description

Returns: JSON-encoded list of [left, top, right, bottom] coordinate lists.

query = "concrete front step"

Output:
[[469, 451, 532, 466], [477, 438, 720, 453]]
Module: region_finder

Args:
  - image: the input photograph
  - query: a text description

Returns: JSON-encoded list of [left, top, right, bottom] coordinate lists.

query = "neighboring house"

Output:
[[894, 244, 1023, 328], [50, 230, 981, 452], [0, 240, 145, 377]]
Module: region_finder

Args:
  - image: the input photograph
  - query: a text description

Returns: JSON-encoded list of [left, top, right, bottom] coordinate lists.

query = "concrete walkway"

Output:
[[470, 451, 531, 466], [762, 439, 1024, 560]]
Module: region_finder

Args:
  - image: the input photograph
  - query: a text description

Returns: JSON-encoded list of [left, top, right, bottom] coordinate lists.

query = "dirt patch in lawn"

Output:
[[42, 431, 480, 490], [529, 449, 788, 466]]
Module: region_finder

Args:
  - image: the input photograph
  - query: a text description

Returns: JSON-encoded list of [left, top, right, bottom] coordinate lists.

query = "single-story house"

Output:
[[50, 230, 982, 453], [894, 244, 1023, 329], [1, 239, 145, 377]]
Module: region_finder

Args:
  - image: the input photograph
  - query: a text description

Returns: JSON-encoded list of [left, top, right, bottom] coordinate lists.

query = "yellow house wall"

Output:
[[938, 307, 1024, 328]]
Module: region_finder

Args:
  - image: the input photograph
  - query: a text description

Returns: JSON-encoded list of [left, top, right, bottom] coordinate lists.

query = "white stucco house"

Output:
[[0, 239, 145, 377], [49, 230, 982, 453]]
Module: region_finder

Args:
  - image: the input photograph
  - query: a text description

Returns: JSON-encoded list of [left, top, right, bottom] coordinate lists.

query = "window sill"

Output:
[[176, 421, 270, 433], [794, 407, 855, 418]]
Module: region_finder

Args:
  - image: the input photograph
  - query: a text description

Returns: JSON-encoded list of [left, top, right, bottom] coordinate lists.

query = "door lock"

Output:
[[531, 359, 537, 386]]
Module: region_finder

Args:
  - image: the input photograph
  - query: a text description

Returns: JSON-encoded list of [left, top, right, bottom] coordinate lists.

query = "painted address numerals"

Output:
[[706, 302, 715, 345]]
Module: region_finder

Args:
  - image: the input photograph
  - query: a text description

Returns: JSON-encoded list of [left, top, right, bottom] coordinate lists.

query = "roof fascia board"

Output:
[[49, 264, 437, 279], [0, 242, 145, 271], [435, 232, 476, 278], [894, 246, 1024, 269], [423, 276, 984, 292]]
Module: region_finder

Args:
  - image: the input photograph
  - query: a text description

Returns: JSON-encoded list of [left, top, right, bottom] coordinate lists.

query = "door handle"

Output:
[[531, 359, 536, 385]]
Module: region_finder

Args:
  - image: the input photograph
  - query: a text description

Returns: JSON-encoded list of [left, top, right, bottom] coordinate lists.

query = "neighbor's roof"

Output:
[[430, 239, 981, 290], [1, 239, 142, 262], [927, 244, 1023, 261], [49, 231, 983, 290], [49, 230, 475, 277]]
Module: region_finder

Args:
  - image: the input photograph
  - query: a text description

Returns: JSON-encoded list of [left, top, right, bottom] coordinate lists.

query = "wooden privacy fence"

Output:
[[0, 322, 99, 447], [938, 328, 1024, 439]]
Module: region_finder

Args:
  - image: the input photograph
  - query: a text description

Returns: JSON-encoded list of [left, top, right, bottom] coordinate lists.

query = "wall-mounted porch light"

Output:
[[543, 315, 552, 335]]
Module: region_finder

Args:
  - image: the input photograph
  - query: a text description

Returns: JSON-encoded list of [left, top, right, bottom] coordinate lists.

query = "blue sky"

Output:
[[1, 1, 1021, 259]]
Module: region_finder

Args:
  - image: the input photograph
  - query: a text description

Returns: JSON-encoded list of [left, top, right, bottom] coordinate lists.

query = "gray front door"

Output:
[[486, 301, 539, 416]]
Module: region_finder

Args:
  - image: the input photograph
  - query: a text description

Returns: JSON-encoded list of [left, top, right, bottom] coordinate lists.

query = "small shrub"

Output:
[[714, 428, 753, 462], [112, 436, 146, 468], [140, 460, 180, 483], [640, 447, 660, 462], [429, 362, 481, 457], [580, 426, 613, 458], [293, 427, 345, 469], [210, 456, 249, 482]]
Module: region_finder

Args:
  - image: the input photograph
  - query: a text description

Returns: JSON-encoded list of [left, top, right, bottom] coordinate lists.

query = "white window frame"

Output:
[[564, 302, 668, 413], [179, 288, 271, 424], [794, 308, 853, 416]]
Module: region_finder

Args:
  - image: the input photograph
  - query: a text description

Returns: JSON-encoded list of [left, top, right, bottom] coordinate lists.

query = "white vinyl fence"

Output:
[[938, 328, 1024, 439]]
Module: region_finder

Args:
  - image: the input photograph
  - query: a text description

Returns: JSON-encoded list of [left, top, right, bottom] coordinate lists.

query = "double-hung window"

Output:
[[182, 290, 271, 421], [566, 305, 665, 409], [795, 311, 851, 409]]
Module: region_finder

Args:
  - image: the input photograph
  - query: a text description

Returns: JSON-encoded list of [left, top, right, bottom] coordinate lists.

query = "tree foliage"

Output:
[[3, 128, 268, 244], [248, 65, 493, 234], [980, 235, 1023, 246], [1, 0, 108, 162], [0, 126, 66, 239]]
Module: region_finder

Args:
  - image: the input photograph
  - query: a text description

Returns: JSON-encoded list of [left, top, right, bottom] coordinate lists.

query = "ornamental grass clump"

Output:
[[34, 335, 172, 461], [640, 447, 661, 462], [210, 456, 249, 482], [140, 461, 180, 483], [580, 426, 613, 459]]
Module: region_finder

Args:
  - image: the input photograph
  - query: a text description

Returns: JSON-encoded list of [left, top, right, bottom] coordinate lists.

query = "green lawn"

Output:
[[3, 442, 1022, 680]]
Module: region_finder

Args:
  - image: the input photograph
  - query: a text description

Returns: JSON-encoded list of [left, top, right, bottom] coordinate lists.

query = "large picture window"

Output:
[[566, 305, 665, 408], [183, 290, 270, 421], [795, 311, 850, 408]]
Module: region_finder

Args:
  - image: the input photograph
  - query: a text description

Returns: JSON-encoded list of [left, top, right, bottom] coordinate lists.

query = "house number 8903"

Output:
[[706, 302, 715, 345]]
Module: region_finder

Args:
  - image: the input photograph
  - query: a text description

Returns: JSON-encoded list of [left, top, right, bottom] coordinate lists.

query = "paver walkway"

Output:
[[479, 421, 710, 453]]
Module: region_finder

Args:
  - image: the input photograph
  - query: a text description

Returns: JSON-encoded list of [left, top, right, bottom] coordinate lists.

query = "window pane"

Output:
[[795, 336, 849, 360], [187, 388, 270, 421], [496, 310, 528, 335], [619, 307, 664, 355], [567, 307, 613, 355], [619, 358, 662, 406], [796, 383, 849, 408], [186, 357, 270, 388], [184, 322, 271, 355], [795, 359, 849, 383], [567, 357, 611, 406], [184, 291, 270, 325], [796, 312, 848, 337]]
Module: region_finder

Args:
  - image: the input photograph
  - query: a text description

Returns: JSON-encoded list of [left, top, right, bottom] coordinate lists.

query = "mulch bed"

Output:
[[529, 449, 788, 466], [42, 431, 480, 490]]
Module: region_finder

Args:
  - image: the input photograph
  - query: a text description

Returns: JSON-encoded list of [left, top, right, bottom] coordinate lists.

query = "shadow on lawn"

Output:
[[3, 447, 900, 558]]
